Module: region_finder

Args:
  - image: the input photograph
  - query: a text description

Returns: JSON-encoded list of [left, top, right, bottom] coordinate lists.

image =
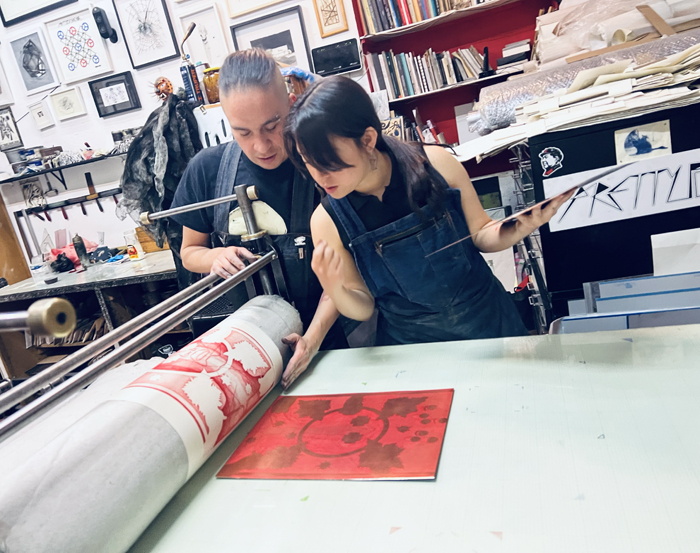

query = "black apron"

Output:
[[210, 141, 347, 350]]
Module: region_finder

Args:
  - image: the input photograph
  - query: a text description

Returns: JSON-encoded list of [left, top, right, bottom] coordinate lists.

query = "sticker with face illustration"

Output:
[[539, 147, 564, 177]]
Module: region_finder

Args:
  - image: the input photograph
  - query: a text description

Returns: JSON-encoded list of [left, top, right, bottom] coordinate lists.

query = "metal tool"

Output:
[[0, 298, 76, 337], [139, 188, 258, 225], [0, 271, 219, 415], [22, 208, 41, 255], [0, 252, 276, 440]]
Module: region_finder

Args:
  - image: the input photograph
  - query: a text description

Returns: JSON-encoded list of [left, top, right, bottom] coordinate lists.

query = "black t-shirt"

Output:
[[170, 144, 296, 234]]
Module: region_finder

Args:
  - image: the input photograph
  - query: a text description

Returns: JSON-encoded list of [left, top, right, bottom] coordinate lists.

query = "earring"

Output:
[[369, 153, 378, 171]]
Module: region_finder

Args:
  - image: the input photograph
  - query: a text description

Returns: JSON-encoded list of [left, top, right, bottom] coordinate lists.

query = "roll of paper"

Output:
[[0, 295, 302, 553]]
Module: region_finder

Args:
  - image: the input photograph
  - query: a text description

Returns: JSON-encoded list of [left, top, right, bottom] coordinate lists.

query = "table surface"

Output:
[[130, 324, 700, 553], [0, 251, 176, 303]]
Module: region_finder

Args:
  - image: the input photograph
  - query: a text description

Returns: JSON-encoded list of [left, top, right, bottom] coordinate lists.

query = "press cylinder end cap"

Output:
[[247, 186, 258, 200], [139, 212, 151, 225], [26, 298, 77, 338]]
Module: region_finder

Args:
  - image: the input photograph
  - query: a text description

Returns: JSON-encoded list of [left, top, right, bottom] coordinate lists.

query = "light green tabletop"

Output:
[[131, 325, 700, 553]]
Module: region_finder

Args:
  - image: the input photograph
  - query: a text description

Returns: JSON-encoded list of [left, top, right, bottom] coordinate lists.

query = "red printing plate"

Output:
[[218, 389, 454, 480]]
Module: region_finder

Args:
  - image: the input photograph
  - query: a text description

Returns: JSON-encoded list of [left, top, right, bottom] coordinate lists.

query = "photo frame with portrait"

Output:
[[50, 87, 87, 121], [89, 71, 141, 117], [112, 0, 180, 69], [230, 6, 312, 73], [0, 107, 23, 151]]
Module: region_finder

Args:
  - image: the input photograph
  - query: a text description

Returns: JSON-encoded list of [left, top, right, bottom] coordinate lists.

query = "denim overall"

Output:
[[211, 141, 346, 348], [325, 155, 527, 346]]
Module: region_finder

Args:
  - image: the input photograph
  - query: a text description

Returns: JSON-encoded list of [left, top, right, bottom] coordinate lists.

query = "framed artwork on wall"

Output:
[[44, 9, 113, 85], [29, 100, 55, 130], [230, 6, 312, 73], [9, 30, 60, 95], [178, 4, 230, 68], [89, 71, 141, 117], [0, 107, 23, 151], [112, 0, 180, 69], [0, 0, 77, 27], [225, 0, 287, 19], [0, 60, 14, 106], [312, 0, 348, 38], [50, 87, 87, 121]]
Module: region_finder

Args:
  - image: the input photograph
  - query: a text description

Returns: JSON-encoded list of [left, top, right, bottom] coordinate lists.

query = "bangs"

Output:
[[295, 116, 353, 173]]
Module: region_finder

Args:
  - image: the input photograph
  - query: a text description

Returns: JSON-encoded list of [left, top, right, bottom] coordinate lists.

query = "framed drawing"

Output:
[[29, 100, 55, 130], [226, 0, 286, 19], [50, 87, 87, 121], [0, 107, 22, 151], [0, 0, 77, 27], [44, 9, 113, 85], [9, 30, 60, 95], [112, 0, 180, 69], [0, 60, 14, 106], [89, 71, 141, 117], [178, 4, 230, 68], [230, 6, 312, 73], [312, 0, 348, 38], [381, 116, 404, 140]]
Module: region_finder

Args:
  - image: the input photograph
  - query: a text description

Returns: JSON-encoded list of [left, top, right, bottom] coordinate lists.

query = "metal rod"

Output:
[[140, 193, 238, 225], [0, 273, 220, 416], [0, 313, 29, 332], [0, 252, 274, 442], [0, 298, 76, 337], [139, 187, 258, 225], [234, 184, 260, 235]]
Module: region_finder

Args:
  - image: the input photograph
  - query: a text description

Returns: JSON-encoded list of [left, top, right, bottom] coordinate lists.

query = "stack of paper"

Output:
[[455, 43, 700, 162]]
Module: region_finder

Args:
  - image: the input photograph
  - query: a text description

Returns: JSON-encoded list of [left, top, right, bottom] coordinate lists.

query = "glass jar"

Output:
[[203, 67, 220, 104]]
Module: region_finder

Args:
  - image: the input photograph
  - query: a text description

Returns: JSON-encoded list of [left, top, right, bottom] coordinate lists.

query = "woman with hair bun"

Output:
[[285, 76, 573, 346]]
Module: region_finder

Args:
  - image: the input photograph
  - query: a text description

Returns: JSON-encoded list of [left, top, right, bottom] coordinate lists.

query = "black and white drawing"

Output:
[[89, 71, 141, 117], [544, 148, 700, 233], [29, 100, 55, 130], [50, 87, 87, 120], [112, 0, 180, 69], [615, 120, 672, 165], [231, 6, 312, 72], [99, 83, 129, 106], [178, 4, 230, 68], [0, 107, 23, 151], [251, 31, 296, 66], [10, 31, 59, 94]]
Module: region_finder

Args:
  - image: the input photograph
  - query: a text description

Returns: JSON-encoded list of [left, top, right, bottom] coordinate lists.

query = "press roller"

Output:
[[0, 295, 302, 553]]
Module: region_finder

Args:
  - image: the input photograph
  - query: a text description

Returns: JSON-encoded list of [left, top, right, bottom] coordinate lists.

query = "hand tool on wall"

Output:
[[22, 208, 42, 256], [85, 172, 104, 212]]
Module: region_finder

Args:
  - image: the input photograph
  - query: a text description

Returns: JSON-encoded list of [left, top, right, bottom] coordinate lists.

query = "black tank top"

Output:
[[323, 149, 412, 249]]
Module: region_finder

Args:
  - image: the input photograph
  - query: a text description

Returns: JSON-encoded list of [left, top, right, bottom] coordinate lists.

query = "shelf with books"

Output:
[[359, 0, 520, 42], [387, 68, 522, 105]]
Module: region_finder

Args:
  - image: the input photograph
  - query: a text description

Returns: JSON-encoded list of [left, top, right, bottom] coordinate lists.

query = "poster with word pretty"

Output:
[[45, 9, 113, 84]]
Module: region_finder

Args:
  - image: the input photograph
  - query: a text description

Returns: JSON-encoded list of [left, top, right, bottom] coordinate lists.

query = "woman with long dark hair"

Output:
[[285, 76, 573, 346]]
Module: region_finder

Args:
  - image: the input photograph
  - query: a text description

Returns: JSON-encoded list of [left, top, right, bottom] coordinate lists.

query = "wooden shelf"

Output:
[[388, 69, 522, 105], [361, 0, 520, 43]]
